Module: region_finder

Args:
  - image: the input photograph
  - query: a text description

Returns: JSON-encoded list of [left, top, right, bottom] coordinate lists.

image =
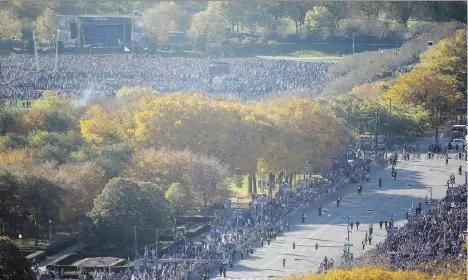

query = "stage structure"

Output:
[[55, 15, 146, 51]]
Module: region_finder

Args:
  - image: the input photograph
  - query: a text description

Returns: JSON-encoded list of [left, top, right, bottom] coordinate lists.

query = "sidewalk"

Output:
[[38, 241, 86, 269]]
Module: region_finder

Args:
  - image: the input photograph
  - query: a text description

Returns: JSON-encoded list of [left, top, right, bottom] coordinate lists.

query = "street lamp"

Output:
[[48, 219, 52, 244], [19, 234, 22, 251]]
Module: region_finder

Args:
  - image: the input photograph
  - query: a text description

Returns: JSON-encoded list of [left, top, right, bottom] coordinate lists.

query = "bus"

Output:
[[451, 125, 467, 141]]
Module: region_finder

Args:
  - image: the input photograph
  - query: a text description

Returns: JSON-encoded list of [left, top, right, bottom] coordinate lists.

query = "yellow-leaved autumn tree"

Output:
[[386, 67, 461, 140], [283, 267, 465, 280]]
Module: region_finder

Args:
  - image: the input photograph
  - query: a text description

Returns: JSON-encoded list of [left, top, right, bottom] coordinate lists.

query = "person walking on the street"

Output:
[[283, 257, 286, 268], [241, 250, 244, 260], [365, 230, 368, 242], [350, 222, 354, 230], [394, 170, 397, 180], [362, 240, 365, 250], [379, 220, 383, 229], [356, 221, 360, 230], [368, 235, 372, 245]]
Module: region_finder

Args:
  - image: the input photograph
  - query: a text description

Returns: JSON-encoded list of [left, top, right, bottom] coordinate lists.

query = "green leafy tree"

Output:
[[165, 183, 193, 216], [305, 7, 337, 34], [144, 2, 189, 44], [0, 236, 35, 280], [21, 175, 62, 246], [90, 178, 168, 240], [0, 170, 20, 236], [283, 2, 312, 34], [188, 2, 228, 45], [95, 143, 132, 179]]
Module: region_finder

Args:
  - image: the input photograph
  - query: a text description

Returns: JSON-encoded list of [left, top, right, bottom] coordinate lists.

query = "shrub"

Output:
[[0, 236, 36, 280]]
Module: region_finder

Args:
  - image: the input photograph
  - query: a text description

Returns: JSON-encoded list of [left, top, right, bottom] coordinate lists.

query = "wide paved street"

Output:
[[212, 147, 465, 279]]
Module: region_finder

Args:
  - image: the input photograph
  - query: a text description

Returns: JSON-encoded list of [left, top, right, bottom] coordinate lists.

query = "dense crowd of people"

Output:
[[0, 54, 330, 101], [354, 183, 467, 272], [32, 148, 373, 280]]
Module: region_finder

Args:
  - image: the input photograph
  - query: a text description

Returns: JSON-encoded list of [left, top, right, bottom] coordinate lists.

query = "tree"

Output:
[[282, 267, 466, 280], [186, 155, 229, 207], [188, 2, 228, 45], [0, 9, 22, 39], [90, 178, 168, 240], [165, 183, 193, 216], [305, 7, 337, 34], [283, 2, 312, 34], [21, 175, 62, 246], [0, 170, 20, 237], [224, 1, 245, 33], [35, 7, 56, 45], [383, 2, 420, 27], [0, 236, 35, 280], [419, 29, 467, 94], [386, 67, 461, 142], [144, 2, 189, 44], [348, 2, 383, 19], [55, 162, 107, 221], [124, 149, 229, 207], [95, 143, 132, 179]]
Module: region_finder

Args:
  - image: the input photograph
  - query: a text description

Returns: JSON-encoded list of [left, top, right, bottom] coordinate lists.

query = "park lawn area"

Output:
[[14, 231, 73, 251], [256, 54, 343, 63]]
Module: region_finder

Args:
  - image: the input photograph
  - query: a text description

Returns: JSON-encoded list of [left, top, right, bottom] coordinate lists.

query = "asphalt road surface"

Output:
[[212, 150, 465, 279]]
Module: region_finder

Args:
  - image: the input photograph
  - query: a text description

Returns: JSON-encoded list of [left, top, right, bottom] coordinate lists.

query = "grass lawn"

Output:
[[72, 258, 89, 266], [14, 231, 73, 251], [256, 54, 344, 63]]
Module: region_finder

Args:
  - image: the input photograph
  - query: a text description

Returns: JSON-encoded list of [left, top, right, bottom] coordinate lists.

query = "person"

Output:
[[366, 173, 370, 182], [365, 230, 368, 242], [378, 177, 382, 188], [446, 156, 449, 165], [336, 197, 341, 207], [357, 185, 362, 194], [379, 220, 383, 229], [318, 204, 322, 216], [301, 213, 306, 223], [356, 221, 360, 230], [240, 250, 244, 260], [350, 222, 354, 230], [292, 242, 296, 249], [368, 235, 372, 245], [384, 220, 388, 229], [287, 221, 290, 231], [459, 165, 463, 175], [362, 240, 365, 250], [261, 237, 264, 247], [394, 170, 397, 180], [282, 257, 286, 268], [222, 266, 226, 278]]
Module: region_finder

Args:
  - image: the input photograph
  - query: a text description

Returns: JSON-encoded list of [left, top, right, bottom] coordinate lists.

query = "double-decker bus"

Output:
[[452, 125, 467, 141]]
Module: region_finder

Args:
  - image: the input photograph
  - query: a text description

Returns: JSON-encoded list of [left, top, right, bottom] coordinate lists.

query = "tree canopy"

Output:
[[0, 236, 35, 280]]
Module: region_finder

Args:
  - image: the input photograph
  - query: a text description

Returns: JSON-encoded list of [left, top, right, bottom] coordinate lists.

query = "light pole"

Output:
[[48, 219, 52, 244], [54, 29, 61, 72], [19, 234, 22, 251]]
